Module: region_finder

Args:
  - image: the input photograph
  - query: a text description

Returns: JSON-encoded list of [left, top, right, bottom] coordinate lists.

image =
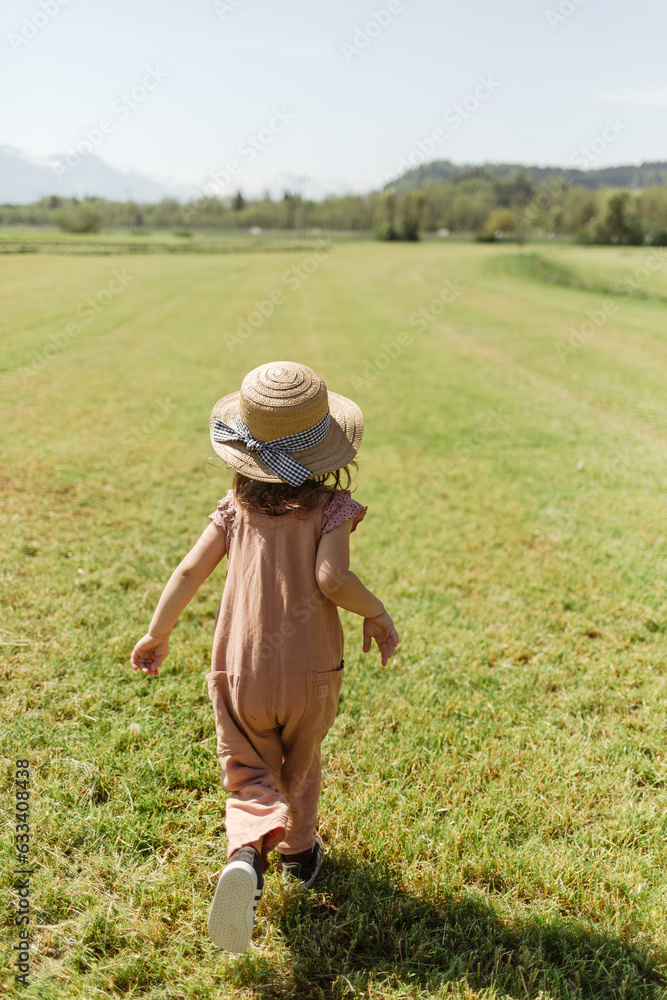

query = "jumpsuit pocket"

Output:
[[303, 660, 345, 741], [207, 670, 244, 757]]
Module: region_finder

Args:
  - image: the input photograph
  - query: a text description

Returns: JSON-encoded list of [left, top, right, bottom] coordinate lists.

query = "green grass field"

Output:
[[2, 237, 667, 999]]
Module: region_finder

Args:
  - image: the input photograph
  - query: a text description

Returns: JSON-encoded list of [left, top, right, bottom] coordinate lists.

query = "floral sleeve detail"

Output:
[[321, 490, 368, 535], [208, 489, 236, 551]]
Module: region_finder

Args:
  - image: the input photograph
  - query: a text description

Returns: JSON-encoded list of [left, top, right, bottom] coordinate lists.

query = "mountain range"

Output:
[[2, 144, 667, 206], [0, 145, 344, 205], [0, 145, 180, 204]]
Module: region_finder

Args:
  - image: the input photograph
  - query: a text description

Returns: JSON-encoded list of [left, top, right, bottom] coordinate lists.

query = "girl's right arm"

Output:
[[130, 522, 227, 676], [315, 519, 399, 665]]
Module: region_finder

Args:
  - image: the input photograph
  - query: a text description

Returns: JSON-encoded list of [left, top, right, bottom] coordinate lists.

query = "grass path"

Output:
[[2, 240, 667, 998]]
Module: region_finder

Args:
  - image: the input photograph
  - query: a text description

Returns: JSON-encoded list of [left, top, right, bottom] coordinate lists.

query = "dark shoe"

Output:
[[280, 834, 324, 891], [207, 846, 263, 953]]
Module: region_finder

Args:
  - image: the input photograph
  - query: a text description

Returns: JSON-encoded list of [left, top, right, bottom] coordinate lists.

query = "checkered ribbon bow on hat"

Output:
[[212, 411, 331, 486]]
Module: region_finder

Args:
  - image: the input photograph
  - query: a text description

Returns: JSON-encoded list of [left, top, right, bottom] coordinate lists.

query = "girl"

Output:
[[130, 361, 399, 954]]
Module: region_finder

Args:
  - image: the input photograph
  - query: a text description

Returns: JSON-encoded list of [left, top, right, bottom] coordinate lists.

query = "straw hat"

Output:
[[209, 361, 363, 483]]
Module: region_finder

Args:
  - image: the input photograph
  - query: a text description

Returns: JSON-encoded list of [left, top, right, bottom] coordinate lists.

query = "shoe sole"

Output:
[[207, 860, 262, 953]]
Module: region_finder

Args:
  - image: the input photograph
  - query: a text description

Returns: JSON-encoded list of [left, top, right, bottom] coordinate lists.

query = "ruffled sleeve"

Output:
[[321, 490, 367, 535], [208, 489, 237, 552]]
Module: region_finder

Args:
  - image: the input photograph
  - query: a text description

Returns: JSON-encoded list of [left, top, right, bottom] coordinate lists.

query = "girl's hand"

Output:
[[131, 633, 169, 677], [363, 611, 399, 666]]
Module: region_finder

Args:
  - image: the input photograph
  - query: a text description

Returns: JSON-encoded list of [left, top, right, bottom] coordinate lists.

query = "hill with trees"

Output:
[[386, 160, 667, 193]]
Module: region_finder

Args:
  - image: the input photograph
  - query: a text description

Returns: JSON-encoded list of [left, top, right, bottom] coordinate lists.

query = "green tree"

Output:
[[54, 203, 102, 233], [376, 189, 399, 240], [594, 190, 644, 245], [635, 185, 667, 239], [283, 191, 298, 229], [153, 197, 183, 227], [398, 191, 424, 240], [477, 208, 516, 241], [561, 185, 597, 233], [127, 200, 143, 228], [493, 171, 535, 209]]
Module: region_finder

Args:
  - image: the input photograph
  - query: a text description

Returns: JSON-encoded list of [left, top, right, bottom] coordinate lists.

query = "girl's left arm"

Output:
[[130, 522, 227, 676]]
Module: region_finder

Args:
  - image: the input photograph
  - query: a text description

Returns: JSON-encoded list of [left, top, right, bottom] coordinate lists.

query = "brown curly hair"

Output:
[[233, 462, 357, 517]]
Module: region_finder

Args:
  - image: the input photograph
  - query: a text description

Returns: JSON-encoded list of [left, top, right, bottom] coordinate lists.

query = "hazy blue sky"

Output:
[[2, 0, 666, 197]]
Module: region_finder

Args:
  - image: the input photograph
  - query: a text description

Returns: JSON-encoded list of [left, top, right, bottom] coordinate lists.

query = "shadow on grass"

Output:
[[243, 852, 666, 1000]]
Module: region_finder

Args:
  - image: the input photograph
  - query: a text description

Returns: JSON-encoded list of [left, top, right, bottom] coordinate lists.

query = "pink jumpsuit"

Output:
[[206, 489, 366, 859]]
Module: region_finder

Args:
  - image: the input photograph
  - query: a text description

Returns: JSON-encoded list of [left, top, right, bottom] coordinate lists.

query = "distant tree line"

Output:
[[2, 173, 667, 245]]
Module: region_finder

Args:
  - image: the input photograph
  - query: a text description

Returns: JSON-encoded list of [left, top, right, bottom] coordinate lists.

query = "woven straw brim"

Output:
[[209, 390, 363, 482]]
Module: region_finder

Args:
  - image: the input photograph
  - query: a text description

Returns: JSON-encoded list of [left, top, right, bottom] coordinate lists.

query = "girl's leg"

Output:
[[208, 671, 288, 859], [223, 768, 287, 857], [238, 832, 283, 874], [277, 745, 326, 889], [277, 664, 344, 855], [277, 743, 323, 855]]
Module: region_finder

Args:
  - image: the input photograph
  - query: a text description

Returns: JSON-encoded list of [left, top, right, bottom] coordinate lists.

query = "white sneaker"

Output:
[[207, 847, 263, 953]]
